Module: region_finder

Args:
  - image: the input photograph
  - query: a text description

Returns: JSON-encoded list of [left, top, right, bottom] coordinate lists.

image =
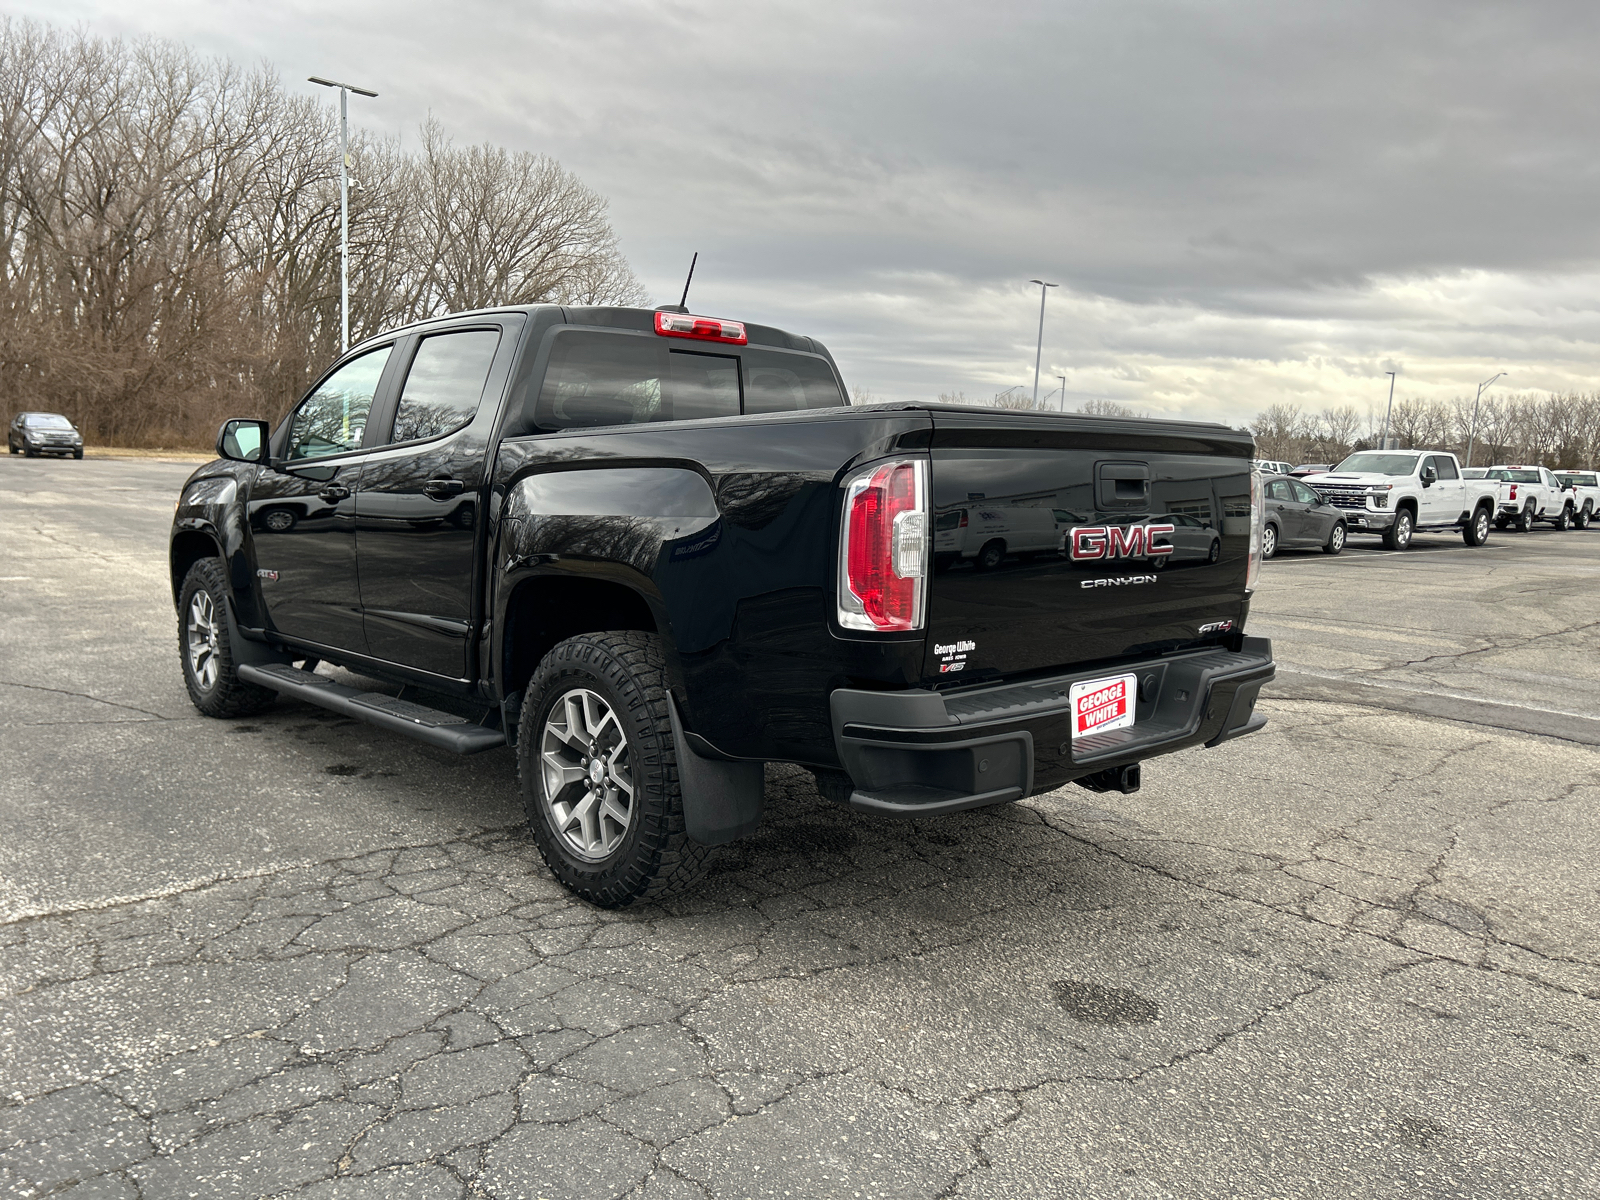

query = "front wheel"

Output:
[[1382, 509, 1414, 551], [518, 631, 708, 908], [72, 448, 84, 460], [1463, 506, 1491, 547], [1207, 538, 1221, 563], [177, 559, 276, 717], [974, 540, 1006, 571], [1323, 522, 1347, 555], [1261, 523, 1279, 560]]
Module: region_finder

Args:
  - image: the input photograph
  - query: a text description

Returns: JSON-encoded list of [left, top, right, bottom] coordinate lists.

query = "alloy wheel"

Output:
[[186, 590, 220, 691], [1330, 524, 1346, 552], [1262, 525, 1277, 559], [539, 687, 635, 863]]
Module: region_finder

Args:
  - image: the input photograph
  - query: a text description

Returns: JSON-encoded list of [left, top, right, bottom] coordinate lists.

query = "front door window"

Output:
[[288, 346, 391, 460]]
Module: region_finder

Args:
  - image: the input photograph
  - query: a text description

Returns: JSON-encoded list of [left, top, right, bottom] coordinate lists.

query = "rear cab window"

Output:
[[533, 329, 846, 431]]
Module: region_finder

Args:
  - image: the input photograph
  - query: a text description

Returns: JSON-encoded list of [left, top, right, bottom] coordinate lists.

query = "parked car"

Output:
[[170, 302, 1274, 906], [1553, 470, 1598, 530], [1482, 465, 1573, 531], [932, 504, 1075, 570], [1288, 463, 1332, 479], [8, 412, 84, 458], [1305, 451, 1498, 550], [1260, 474, 1346, 558], [1252, 458, 1293, 476]]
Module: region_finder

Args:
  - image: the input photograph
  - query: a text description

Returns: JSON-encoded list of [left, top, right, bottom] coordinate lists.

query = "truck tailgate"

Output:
[[922, 411, 1254, 684]]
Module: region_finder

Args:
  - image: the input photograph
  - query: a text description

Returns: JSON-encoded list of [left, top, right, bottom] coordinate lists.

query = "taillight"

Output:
[[1509, 484, 1518, 500], [838, 459, 928, 632], [958, 511, 968, 528], [1246, 469, 1263, 592], [654, 311, 748, 345]]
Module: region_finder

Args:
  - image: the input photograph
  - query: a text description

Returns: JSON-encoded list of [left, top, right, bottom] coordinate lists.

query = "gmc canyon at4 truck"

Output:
[[1304, 450, 1497, 549], [171, 304, 1274, 906]]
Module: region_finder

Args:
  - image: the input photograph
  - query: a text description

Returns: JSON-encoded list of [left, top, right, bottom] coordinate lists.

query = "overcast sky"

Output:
[[16, 0, 1600, 425]]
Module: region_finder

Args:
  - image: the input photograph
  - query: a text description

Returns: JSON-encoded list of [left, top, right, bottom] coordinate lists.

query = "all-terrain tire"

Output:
[[518, 631, 709, 908], [177, 558, 277, 718]]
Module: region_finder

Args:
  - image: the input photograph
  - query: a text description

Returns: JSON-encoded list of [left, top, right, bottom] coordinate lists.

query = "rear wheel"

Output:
[[1516, 504, 1536, 533], [1381, 509, 1414, 551], [1323, 522, 1347, 555], [974, 540, 1006, 571], [518, 631, 708, 908], [1578, 504, 1593, 530], [1556, 505, 1573, 531], [177, 558, 276, 718], [1261, 523, 1278, 560], [1462, 505, 1491, 546]]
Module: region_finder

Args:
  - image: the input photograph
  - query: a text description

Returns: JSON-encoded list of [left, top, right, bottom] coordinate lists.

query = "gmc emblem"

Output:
[[1067, 524, 1176, 561]]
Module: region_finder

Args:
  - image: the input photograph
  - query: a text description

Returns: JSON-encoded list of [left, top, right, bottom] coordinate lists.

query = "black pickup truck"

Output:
[[171, 304, 1274, 905]]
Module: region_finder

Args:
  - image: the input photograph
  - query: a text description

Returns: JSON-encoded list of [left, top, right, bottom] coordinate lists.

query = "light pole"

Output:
[[1464, 371, 1506, 469], [1058, 374, 1067, 413], [1379, 370, 1397, 451], [310, 76, 378, 353], [1029, 279, 1058, 407]]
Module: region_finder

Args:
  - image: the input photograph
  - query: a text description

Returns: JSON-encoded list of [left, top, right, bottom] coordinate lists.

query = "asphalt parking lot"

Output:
[[2, 455, 1597, 1200]]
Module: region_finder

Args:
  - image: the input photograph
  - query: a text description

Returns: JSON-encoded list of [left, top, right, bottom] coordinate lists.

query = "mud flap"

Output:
[[668, 695, 764, 846]]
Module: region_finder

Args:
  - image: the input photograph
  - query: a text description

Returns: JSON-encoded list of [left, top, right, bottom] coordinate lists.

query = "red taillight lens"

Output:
[[654, 311, 748, 345], [958, 511, 968, 528], [838, 460, 927, 632], [1509, 484, 1518, 500]]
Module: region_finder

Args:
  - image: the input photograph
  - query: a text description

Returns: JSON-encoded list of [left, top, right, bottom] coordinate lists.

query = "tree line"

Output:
[[1250, 393, 1600, 470], [0, 20, 644, 448]]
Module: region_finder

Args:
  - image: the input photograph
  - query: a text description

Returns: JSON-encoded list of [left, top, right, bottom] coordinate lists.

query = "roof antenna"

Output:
[[655, 252, 697, 314]]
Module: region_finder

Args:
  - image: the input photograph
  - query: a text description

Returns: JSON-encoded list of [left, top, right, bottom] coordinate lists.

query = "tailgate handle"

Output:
[[1096, 461, 1150, 509]]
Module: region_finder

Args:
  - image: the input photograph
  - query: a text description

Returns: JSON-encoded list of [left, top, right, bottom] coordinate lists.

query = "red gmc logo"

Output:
[[1067, 524, 1176, 561]]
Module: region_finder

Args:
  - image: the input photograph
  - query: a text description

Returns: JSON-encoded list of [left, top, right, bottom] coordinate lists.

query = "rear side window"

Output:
[[534, 331, 846, 430], [742, 348, 847, 413], [1428, 455, 1459, 480], [1266, 479, 1292, 501], [391, 329, 502, 444]]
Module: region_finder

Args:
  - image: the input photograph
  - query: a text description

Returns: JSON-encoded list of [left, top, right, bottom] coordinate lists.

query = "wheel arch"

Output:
[[170, 529, 224, 611], [499, 570, 674, 703]]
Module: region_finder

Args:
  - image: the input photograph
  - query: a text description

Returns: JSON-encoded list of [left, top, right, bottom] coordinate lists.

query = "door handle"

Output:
[[317, 484, 351, 503], [422, 478, 465, 500]]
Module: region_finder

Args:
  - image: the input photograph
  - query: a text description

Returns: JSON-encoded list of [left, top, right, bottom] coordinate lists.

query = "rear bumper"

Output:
[[829, 636, 1275, 817]]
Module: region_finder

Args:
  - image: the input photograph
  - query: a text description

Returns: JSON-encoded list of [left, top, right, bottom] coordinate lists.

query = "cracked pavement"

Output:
[[2, 456, 1598, 1199]]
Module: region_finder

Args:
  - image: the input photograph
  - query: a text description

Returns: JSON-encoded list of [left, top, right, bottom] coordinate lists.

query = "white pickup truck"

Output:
[[1303, 450, 1498, 550], [1478, 465, 1575, 532], [1554, 470, 1598, 530]]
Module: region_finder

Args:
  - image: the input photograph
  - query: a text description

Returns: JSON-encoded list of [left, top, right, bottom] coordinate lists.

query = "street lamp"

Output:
[[1029, 279, 1058, 407], [1464, 371, 1507, 469], [1379, 370, 1397, 451], [1058, 374, 1067, 413], [310, 76, 379, 353]]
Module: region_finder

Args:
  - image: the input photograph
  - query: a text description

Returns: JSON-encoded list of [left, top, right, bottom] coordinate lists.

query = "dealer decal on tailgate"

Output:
[[1069, 672, 1137, 740]]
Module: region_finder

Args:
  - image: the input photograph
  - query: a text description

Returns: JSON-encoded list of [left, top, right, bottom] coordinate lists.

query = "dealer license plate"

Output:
[[1068, 672, 1138, 741]]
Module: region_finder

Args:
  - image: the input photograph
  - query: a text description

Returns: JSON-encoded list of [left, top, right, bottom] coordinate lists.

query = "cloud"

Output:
[[15, 0, 1600, 423]]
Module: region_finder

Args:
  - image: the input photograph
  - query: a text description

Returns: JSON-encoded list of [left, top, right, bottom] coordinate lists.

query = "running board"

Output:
[[238, 663, 506, 754]]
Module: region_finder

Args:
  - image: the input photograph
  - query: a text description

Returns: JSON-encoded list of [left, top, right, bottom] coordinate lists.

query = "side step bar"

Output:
[[238, 663, 506, 755]]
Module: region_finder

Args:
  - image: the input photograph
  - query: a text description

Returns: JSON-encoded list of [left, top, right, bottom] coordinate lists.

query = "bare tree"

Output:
[[0, 18, 649, 447]]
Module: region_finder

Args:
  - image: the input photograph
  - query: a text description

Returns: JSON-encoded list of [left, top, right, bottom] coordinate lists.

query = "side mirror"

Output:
[[1420, 466, 1437, 486], [217, 418, 270, 464]]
